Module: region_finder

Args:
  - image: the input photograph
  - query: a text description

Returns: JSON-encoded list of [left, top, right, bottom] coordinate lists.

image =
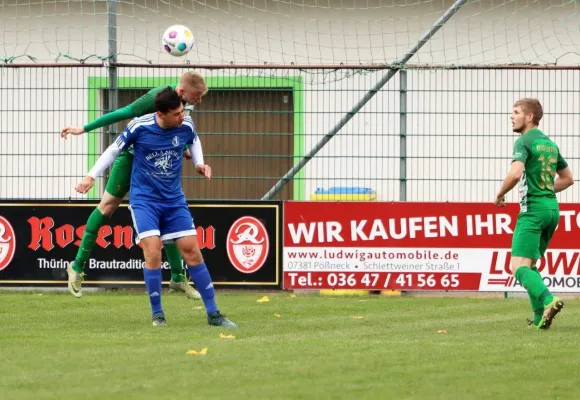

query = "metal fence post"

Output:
[[399, 69, 407, 201]]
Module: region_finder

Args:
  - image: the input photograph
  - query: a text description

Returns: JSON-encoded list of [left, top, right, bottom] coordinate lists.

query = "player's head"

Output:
[[155, 87, 185, 128], [511, 98, 543, 134], [177, 71, 208, 106]]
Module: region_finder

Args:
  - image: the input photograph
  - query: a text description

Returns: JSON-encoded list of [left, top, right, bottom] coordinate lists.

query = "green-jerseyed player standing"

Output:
[[495, 98, 574, 330], [61, 71, 208, 299]]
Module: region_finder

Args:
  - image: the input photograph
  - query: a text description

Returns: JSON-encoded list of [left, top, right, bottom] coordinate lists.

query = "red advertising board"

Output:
[[283, 201, 580, 292]]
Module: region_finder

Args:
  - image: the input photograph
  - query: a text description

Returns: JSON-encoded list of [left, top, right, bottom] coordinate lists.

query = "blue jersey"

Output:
[[116, 113, 197, 202]]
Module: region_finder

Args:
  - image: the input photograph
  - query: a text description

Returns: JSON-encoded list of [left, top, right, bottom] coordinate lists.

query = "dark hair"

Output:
[[154, 87, 182, 113]]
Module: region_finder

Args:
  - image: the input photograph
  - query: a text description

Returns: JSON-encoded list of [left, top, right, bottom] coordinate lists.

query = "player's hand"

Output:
[[196, 164, 211, 180], [61, 126, 86, 140], [75, 176, 95, 194], [183, 149, 192, 160], [494, 194, 506, 207]]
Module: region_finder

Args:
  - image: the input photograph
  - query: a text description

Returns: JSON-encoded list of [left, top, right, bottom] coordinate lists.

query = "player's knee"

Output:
[[181, 248, 203, 266], [142, 245, 162, 268], [511, 257, 533, 276], [98, 204, 115, 217], [144, 251, 162, 268], [98, 192, 123, 216], [175, 236, 204, 265]]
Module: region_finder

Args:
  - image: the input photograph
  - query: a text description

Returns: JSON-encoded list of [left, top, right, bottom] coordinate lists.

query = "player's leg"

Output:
[[512, 211, 562, 329], [141, 236, 166, 327], [67, 152, 132, 298], [161, 203, 237, 327], [130, 203, 167, 327], [537, 209, 564, 328], [165, 242, 186, 283], [511, 212, 546, 328], [525, 260, 545, 328], [165, 240, 201, 299]]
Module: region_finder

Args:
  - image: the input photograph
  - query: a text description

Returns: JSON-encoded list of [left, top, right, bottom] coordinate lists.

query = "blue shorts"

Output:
[[128, 200, 196, 243]]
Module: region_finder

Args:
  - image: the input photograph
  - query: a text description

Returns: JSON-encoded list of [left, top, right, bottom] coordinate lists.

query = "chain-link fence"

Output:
[[1, 65, 578, 203]]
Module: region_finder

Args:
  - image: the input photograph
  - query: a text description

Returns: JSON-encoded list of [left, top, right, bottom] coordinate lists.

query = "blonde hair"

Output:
[[180, 71, 208, 94], [514, 98, 543, 125]]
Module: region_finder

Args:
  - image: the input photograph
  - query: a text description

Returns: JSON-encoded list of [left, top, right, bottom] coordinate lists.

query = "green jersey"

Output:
[[83, 84, 178, 132], [512, 128, 568, 212]]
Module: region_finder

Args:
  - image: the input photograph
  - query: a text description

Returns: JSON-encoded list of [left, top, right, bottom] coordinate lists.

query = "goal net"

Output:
[[1, 0, 580, 66]]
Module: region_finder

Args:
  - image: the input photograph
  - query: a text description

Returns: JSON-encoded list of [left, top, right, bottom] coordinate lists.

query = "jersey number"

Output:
[[538, 154, 557, 190]]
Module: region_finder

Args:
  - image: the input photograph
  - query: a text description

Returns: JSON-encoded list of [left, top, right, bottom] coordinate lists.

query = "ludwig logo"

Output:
[[0, 216, 16, 271], [226, 216, 269, 274]]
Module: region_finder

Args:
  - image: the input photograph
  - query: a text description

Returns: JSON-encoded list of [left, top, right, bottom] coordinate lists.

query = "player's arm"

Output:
[[554, 153, 574, 193], [61, 106, 135, 139], [554, 167, 574, 193], [75, 126, 136, 194], [189, 136, 211, 179], [495, 139, 528, 206], [185, 118, 211, 179], [61, 88, 159, 139], [496, 161, 525, 204]]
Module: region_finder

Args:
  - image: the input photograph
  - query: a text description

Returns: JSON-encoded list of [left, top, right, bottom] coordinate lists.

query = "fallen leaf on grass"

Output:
[[186, 348, 208, 355], [220, 333, 236, 340]]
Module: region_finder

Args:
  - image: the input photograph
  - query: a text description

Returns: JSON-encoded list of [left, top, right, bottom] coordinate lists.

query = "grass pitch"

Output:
[[1, 291, 580, 399]]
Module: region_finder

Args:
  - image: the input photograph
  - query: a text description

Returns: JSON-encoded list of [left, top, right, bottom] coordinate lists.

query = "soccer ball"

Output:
[[162, 25, 195, 57]]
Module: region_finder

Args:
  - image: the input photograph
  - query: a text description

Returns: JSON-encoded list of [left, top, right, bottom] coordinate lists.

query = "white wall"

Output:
[[0, 0, 579, 201]]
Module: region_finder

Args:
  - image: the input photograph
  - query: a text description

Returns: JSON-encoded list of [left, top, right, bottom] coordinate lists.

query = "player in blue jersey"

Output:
[[75, 87, 237, 328]]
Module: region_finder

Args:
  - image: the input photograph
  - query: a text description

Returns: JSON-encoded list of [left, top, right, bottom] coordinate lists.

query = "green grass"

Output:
[[1, 291, 580, 399]]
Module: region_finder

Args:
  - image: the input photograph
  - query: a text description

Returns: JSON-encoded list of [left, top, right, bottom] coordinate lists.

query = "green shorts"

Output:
[[105, 151, 133, 198], [511, 209, 559, 260]]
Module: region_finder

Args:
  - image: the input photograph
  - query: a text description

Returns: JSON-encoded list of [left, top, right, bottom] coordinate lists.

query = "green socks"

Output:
[[515, 266, 554, 309], [164, 241, 186, 282], [527, 267, 545, 325], [72, 208, 108, 273], [73, 208, 187, 282]]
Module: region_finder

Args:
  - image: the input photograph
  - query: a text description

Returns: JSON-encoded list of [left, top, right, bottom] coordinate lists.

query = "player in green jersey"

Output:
[[495, 98, 574, 329], [61, 71, 208, 299]]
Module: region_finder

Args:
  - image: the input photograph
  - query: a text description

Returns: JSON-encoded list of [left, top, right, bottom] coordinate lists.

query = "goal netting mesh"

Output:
[[1, 0, 580, 66]]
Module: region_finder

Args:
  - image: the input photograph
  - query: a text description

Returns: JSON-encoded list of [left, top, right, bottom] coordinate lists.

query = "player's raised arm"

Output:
[[62, 73, 207, 140], [61, 88, 160, 139], [75, 126, 136, 194], [61, 105, 135, 140]]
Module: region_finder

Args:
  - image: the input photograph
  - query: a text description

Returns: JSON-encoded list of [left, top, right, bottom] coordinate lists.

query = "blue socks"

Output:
[[143, 263, 218, 318], [187, 263, 218, 314], [143, 268, 163, 316]]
